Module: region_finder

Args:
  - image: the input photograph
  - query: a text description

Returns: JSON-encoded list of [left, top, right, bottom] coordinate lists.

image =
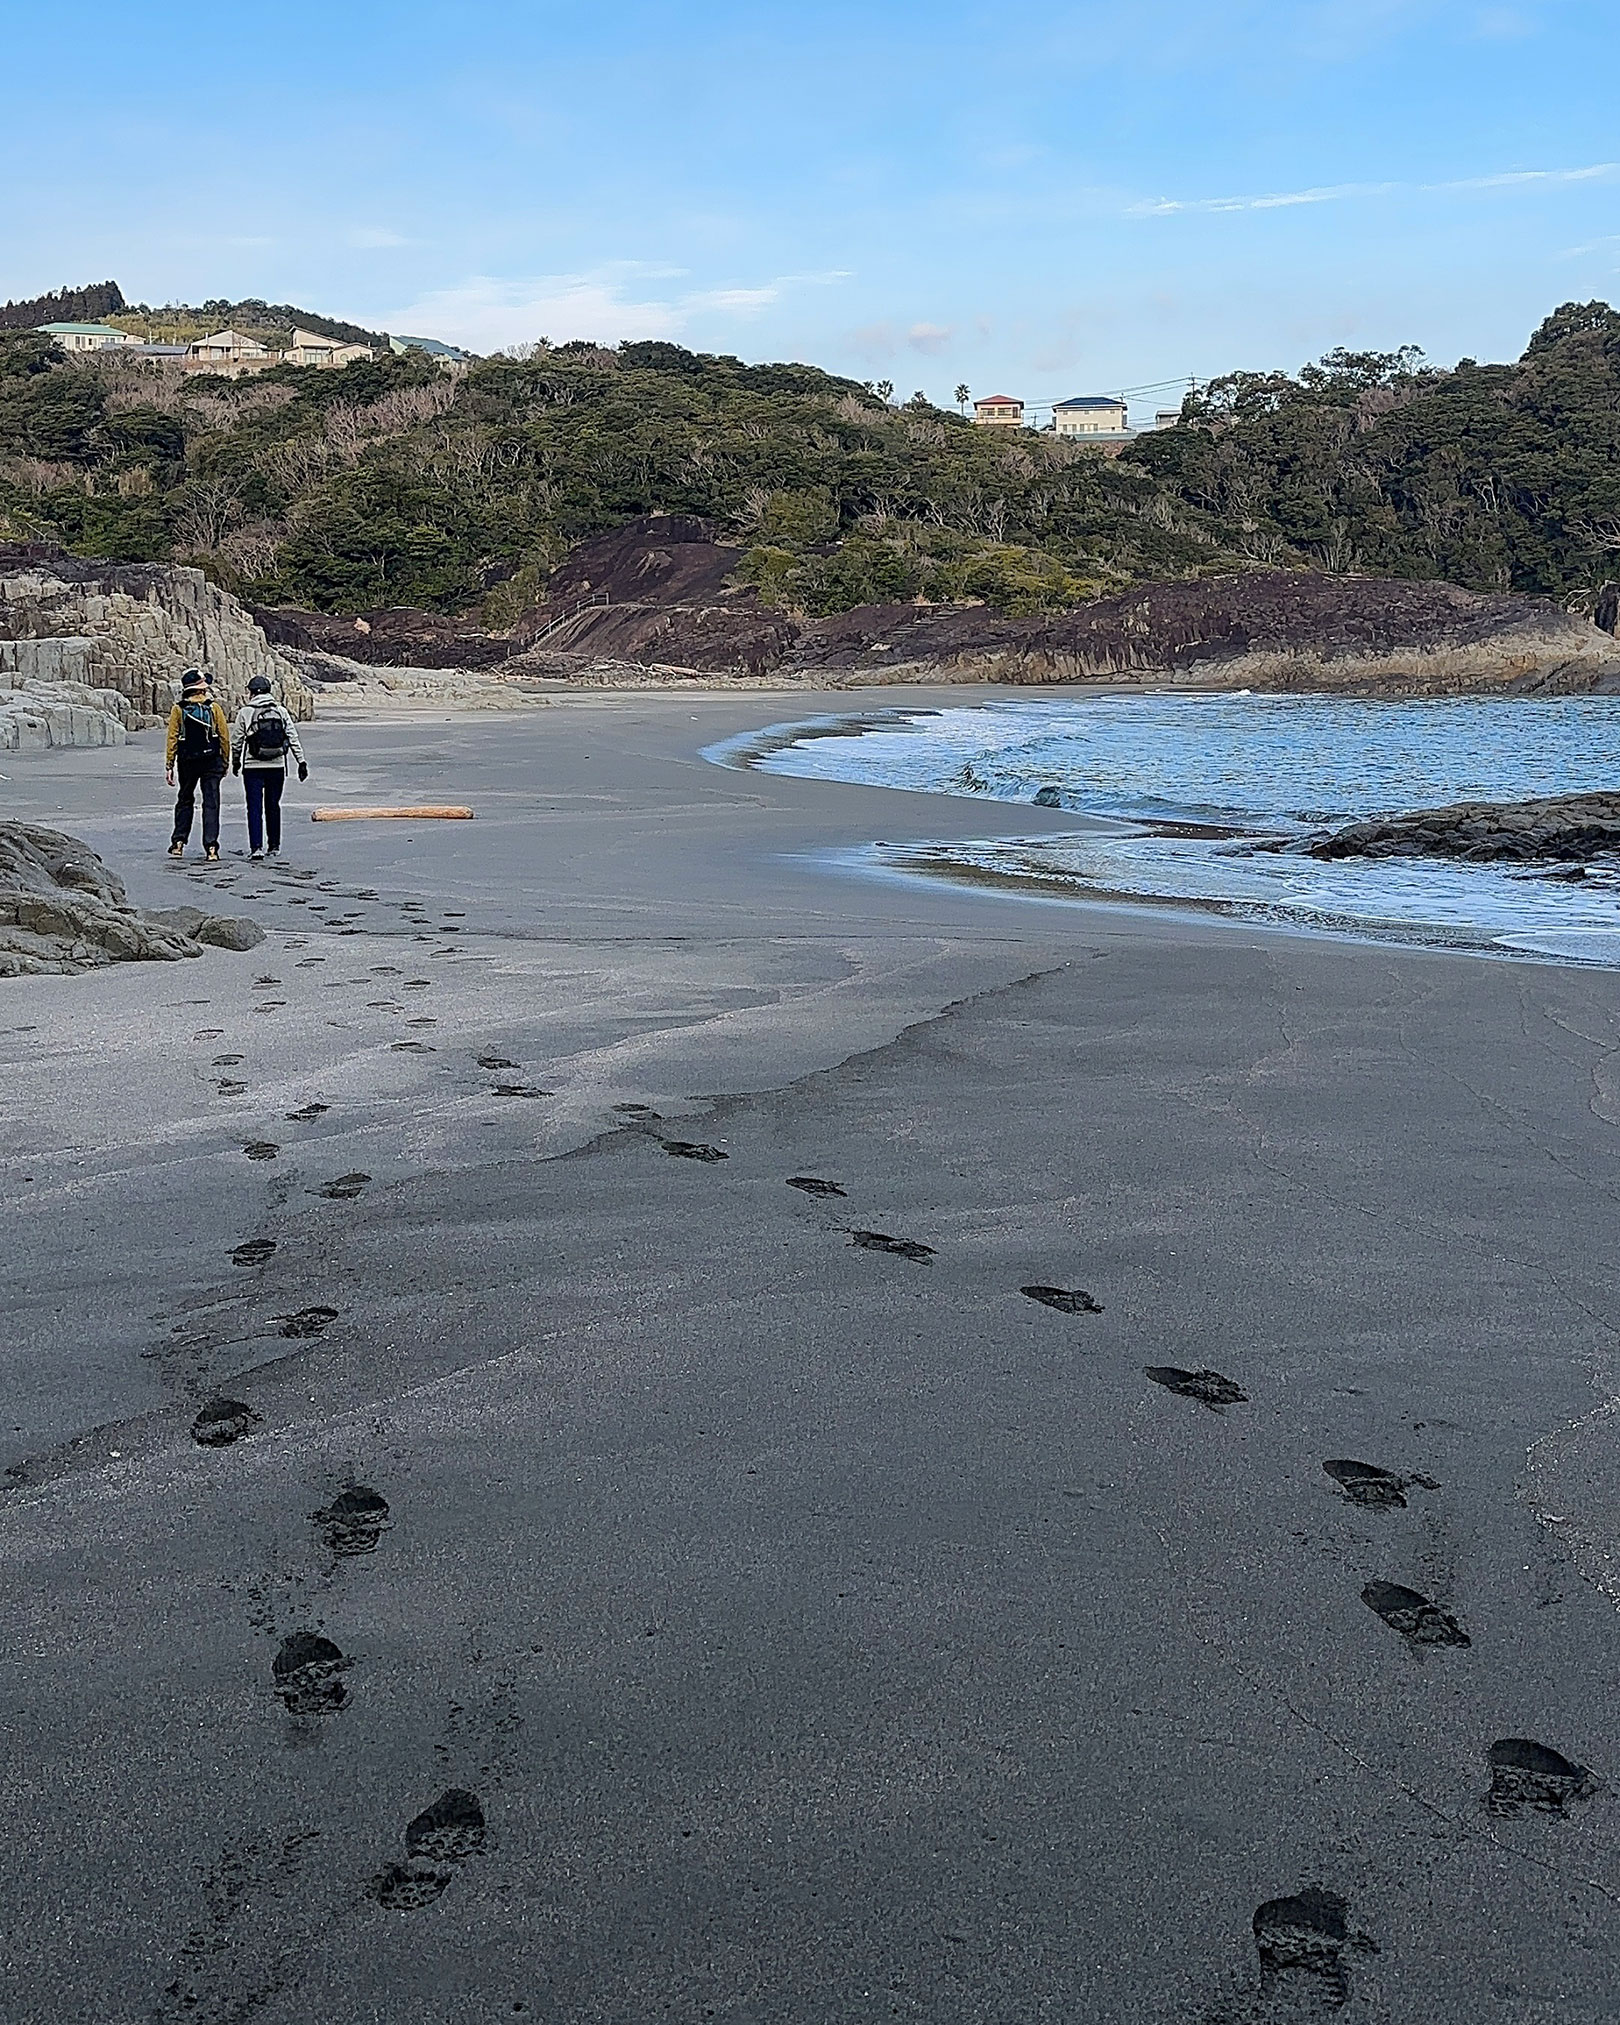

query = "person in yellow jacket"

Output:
[[165, 670, 232, 862]]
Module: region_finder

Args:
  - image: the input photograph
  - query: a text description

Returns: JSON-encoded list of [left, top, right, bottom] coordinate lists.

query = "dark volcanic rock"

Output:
[[1308, 792, 1620, 866], [252, 603, 521, 670]]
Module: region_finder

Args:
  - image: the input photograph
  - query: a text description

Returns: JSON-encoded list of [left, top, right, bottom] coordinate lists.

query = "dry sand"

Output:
[[4, 688, 1620, 2022]]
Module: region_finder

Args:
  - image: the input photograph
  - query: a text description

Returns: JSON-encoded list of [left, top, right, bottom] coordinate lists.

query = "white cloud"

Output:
[[907, 322, 953, 354], [688, 286, 779, 314], [382, 273, 679, 350], [1135, 160, 1620, 217], [380, 266, 849, 351]]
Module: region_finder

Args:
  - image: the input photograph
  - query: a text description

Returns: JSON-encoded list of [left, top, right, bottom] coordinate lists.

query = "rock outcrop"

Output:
[[0, 545, 312, 745], [1308, 792, 1620, 865], [0, 822, 264, 976]]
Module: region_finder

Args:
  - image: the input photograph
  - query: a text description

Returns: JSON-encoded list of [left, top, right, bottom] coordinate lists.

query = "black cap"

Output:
[[248, 674, 273, 695]]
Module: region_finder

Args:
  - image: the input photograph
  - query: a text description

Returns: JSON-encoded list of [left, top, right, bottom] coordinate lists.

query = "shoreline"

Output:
[[6, 689, 1620, 2019]]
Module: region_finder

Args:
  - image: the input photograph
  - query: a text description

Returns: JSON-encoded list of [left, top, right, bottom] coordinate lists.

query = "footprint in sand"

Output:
[[1486, 1739, 1597, 1816], [391, 1040, 435, 1052], [787, 1176, 846, 1198], [231, 1238, 277, 1268], [254, 975, 280, 987], [313, 1172, 370, 1201], [212, 1054, 244, 1067], [663, 1140, 728, 1163], [192, 1398, 258, 1447], [193, 1028, 224, 1041], [1252, 1885, 1373, 2012], [613, 1102, 658, 1118], [314, 1485, 391, 1557], [492, 1083, 549, 1099], [850, 1229, 934, 1262], [1145, 1366, 1247, 1411], [217, 1080, 247, 1096], [1323, 1459, 1410, 1510], [479, 1055, 519, 1070], [1361, 1581, 1470, 1647], [367, 1790, 486, 1910], [1022, 1284, 1103, 1315], [278, 1306, 338, 1339], [243, 1141, 280, 1162], [272, 1632, 349, 1714], [285, 1102, 329, 1122]]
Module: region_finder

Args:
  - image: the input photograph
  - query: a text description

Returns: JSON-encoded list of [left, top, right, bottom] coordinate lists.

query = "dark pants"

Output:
[[244, 768, 286, 853], [173, 757, 225, 850]]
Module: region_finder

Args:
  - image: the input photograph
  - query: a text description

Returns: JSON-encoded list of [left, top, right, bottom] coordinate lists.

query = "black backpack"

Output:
[[246, 702, 289, 762], [179, 699, 221, 758]]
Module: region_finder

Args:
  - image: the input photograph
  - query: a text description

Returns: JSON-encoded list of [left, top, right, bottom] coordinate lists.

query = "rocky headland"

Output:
[[0, 822, 263, 975], [4, 531, 1618, 741]]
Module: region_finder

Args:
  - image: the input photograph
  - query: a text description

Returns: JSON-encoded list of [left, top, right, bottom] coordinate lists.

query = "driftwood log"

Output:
[[310, 806, 475, 822]]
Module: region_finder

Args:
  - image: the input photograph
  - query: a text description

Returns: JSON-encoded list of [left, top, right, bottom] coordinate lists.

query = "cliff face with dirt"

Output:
[[0, 546, 312, 748], [230, 519, 1620, 696]]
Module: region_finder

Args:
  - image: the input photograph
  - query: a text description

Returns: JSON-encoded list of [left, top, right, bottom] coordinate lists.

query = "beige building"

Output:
[[187, 329, 281, 377], [1054, 395, 1130, 438], [287, 327, 373, 369], [973, 393, 1025, 428]]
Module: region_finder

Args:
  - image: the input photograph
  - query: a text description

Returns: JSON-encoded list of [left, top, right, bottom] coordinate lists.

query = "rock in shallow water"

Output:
[[1308, 791, 1620, 866]]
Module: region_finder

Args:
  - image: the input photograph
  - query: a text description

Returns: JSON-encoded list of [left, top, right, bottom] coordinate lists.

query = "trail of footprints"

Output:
[[655, 1126, 1601, 2011], [175, 997, 563, 1965], [176, 1011, 1598, 2011]]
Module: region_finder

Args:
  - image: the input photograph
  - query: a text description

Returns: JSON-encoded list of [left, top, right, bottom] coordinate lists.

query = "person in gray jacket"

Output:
[[231, 675, 307, 860]]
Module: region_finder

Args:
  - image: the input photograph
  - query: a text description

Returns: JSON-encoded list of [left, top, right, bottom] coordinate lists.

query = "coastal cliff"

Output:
[[0, 546, 311, 749]]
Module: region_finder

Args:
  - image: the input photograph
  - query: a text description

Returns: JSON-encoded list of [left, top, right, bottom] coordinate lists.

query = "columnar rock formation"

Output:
[[0, 545, 312, 750]]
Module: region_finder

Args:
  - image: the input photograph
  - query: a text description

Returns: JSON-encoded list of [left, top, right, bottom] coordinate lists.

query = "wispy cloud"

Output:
[[1135, 160, 1620, 217], [382, 266, 850, 350], [907, 322, 953, 354], [349, 228, 412, 250]]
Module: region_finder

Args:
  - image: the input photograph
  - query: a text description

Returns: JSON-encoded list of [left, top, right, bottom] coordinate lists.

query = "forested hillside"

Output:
[[0, 302, 1616, 625]]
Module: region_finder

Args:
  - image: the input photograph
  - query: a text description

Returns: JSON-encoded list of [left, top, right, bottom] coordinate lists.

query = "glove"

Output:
[[298, 762, 309, 783]]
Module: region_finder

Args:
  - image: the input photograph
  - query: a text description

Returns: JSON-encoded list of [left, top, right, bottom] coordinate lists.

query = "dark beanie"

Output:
[[248, 674, 273, 695]]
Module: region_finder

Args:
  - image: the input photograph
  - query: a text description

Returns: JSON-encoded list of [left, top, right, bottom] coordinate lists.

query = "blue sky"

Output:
[[6, 1, 1618, 412]]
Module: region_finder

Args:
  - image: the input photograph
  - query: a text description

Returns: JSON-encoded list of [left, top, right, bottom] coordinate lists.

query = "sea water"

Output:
[[712, 695, 1620, 966]]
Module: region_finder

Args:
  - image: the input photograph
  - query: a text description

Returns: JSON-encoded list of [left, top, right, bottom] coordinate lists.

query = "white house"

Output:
[[37, 322, 137, 353], [287, 327, 373, 369], [1054, 395, 1130, 439], [973, 393, 1025, 428]]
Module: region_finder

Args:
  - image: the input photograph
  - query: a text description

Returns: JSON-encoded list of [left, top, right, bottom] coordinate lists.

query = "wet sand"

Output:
[[4, 689, 1620, 2022]]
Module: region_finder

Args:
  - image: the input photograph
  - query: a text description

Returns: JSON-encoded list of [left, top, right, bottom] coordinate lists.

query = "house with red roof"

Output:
[[972, 393, 1024, 428]]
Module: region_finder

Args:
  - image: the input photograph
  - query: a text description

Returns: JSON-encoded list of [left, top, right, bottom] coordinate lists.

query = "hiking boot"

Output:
[[205, 846, 220, 863], [168, 841, 185, 858]]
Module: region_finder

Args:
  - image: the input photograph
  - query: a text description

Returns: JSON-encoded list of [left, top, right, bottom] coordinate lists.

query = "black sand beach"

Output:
[[4, 690, 1620, 2022]]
